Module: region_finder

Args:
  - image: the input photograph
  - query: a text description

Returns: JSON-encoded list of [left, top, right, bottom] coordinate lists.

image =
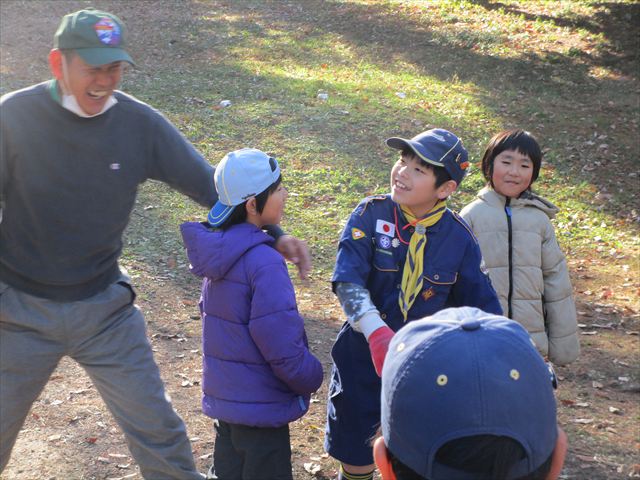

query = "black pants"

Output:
[[207, 420, 293, 480]]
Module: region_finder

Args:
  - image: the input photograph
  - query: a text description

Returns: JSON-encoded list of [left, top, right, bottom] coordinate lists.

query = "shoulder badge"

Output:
[[351, 227, 366, 240]]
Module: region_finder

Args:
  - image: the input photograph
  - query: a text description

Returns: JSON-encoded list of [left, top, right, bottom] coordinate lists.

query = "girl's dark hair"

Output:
[[401, 148, 451, 188], [216, 175, 282, 230], [387, 435, 553, 480], [480, 129, 542, 191]]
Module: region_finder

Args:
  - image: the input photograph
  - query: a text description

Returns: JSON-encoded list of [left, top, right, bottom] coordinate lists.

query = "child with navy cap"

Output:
[[180, 148, 323, 480], [325, 129, 503, 479], [374, 307, 568, 480]]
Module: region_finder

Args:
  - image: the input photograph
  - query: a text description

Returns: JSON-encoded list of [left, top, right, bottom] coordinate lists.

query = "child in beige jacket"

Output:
[[460, 129, 579, 365]]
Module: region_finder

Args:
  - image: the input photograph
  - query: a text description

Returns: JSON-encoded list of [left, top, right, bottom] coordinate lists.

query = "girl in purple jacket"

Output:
[[180, 148, 323, 480]]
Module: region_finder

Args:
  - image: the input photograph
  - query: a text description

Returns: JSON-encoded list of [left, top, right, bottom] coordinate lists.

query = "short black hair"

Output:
[[481, 129, 542, 191], [215, 175, 282, 230], [388, 435, 553, 480], [401, 148, 452, 188]]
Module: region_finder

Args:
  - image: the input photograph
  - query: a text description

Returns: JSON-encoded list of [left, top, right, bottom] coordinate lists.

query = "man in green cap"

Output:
[[0, 8, 310, 479]]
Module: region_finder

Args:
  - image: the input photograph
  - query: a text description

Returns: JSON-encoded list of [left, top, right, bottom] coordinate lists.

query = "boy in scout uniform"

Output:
[[325, 129, 502, 480]]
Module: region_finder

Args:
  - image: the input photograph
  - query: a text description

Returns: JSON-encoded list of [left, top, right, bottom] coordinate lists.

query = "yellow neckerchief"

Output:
[[398, 200, 447, 321]]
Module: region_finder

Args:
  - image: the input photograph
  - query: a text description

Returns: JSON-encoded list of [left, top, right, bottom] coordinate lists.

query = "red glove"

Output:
[[368, 326, 395, 377]]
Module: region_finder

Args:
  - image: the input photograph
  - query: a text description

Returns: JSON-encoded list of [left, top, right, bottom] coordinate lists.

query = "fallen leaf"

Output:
[[575, 454, 596, 462], [303, 462, 322, 474]]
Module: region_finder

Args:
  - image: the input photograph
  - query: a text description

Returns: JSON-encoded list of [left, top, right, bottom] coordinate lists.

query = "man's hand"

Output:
[[368, 326, 395, 377], [275, 234, 311, 280]]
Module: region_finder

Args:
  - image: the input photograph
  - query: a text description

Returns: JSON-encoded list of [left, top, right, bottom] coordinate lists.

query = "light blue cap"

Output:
[[208, 148, 280, 227]]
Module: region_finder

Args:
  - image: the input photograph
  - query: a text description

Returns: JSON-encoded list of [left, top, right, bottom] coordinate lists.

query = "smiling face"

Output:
[[491, 149, 534, 198], [390, 153, 455, 218], [50, 49, 123, 116]]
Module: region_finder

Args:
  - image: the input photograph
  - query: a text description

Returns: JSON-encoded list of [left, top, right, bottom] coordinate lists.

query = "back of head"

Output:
[[380, 307, 557, 480], [54, 9, 134, 66], [481, 129, 542, 187], [207, 148, 281, 229]]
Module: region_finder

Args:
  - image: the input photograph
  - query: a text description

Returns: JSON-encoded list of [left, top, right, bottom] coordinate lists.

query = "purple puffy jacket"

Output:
[[180, 221, 323, 427]]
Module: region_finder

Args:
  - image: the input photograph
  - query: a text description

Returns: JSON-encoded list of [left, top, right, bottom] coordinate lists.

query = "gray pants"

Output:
[[0, 278, 203, 479]]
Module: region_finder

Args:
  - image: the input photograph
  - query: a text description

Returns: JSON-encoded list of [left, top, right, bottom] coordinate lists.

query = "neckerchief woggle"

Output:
[[398, 200, 447, 321]]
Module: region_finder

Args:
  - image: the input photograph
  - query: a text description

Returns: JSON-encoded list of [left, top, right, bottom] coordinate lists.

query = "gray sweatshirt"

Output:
[[0, 81, 217, 301]]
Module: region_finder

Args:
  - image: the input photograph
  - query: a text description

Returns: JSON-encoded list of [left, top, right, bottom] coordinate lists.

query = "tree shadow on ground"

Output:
[[470, 0, 640, 78]]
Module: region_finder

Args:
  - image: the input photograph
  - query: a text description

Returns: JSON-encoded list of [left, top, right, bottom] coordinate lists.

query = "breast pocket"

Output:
[[372, 244, 400, 273], [419, 266, 458, 310]]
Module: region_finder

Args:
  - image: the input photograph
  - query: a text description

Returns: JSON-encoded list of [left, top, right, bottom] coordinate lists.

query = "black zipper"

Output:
[[505, 198, 513, 318]]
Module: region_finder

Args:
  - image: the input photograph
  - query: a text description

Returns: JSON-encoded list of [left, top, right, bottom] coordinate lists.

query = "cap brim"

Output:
[[207, 201, 235, 227], [386, 137, 442, 169], [75, 47, 135, 66]]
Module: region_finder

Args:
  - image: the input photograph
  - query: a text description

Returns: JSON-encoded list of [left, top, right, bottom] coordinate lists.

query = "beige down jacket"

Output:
[[460, 187, 580, 365]]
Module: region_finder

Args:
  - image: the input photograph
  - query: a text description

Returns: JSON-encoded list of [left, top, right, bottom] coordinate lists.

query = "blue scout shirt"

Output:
[[325, 194, 502, 465], [332, 194, 501, 331]]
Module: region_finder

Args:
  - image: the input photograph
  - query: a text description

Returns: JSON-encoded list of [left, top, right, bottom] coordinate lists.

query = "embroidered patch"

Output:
[[378, 235, 391, 249], [94, 17, 121, 46], [351, 227, 366, 240], [421, 287, 435, 301], [376, 219, 394, 236], [391, 238, 400, 248]]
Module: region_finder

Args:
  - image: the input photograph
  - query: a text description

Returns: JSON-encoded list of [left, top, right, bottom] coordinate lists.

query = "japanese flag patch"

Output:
[[376, 219, 394, 237]]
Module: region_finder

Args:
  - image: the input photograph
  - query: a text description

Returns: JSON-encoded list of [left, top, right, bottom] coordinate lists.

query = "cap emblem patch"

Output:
[[94, 17, 121, 46]]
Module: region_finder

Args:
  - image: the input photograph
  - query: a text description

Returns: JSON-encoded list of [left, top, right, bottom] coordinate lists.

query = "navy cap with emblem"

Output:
[[386, 128, 469, 185]]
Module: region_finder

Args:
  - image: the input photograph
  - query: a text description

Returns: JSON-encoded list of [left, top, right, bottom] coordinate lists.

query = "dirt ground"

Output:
[[1, 1, 639, 479]]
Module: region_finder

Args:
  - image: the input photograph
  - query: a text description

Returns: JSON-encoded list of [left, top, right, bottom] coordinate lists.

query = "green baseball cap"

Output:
[[54, 9, 134, 66]]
